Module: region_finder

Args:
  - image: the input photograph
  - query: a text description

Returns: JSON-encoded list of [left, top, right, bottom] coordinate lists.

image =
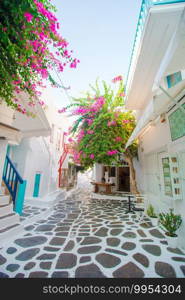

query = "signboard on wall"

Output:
[[168, 103, 185, 141]]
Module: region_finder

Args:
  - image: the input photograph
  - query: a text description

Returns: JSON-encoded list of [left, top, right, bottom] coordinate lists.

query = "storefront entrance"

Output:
[[118, 167, 130, 192]]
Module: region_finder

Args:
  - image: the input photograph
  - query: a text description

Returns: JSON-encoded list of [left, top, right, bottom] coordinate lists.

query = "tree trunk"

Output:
[[124, 153, 139, 194]]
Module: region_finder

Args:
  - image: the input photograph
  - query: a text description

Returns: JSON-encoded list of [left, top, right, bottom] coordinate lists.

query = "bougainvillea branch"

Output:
[[0, 0, 79, 116]]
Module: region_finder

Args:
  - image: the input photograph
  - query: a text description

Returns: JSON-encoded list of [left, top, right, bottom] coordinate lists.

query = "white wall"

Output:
[[0, 140, 8, 190], [138, 116, 185, 249], [93, 163, 103, 182]]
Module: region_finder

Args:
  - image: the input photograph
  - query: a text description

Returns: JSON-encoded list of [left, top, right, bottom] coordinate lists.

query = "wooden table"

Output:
[[91, 182, 113, 194]]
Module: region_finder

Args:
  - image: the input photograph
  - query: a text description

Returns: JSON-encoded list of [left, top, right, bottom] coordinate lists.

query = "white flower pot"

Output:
[[150, 217, 158, 226], [166, 235, 178, 248]]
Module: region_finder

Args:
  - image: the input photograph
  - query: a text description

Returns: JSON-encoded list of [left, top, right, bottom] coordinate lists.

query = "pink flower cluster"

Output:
[[86, 119, 93, 125], [90, 154, 94, 159], [107, 150, 118, 156], [112, 75, 123, 83], [87, 130, 94, 135], [107, 120, 117, 127], [122, 120, 130, 124], [12, 0, 80, 114], [115, 136, 122, 142], [77, 129, 85, 142], [58, 108, 66, 113]]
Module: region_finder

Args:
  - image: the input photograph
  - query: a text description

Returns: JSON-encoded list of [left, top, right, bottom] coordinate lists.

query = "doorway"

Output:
[[118, 167, 130, 192]]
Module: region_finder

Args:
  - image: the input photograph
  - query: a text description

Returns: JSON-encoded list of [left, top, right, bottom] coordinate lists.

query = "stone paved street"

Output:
[[0, 176, 185, 278]]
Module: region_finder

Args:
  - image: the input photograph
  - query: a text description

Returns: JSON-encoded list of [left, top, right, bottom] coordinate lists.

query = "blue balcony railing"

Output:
[[3, 155, 26, 215], [126, 0, 185, 92]]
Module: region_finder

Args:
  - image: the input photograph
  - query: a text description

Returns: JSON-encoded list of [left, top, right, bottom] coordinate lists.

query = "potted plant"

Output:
[[159, 209, 182, 248], [146, 204, 158, 226]]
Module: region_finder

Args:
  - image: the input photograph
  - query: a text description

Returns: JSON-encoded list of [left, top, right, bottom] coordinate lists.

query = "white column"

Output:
[[94, 163, 103, 182], [0, 139, 8, 189]]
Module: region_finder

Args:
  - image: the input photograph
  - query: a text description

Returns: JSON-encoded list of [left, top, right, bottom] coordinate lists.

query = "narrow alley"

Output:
[[0, 173, 185, 278]]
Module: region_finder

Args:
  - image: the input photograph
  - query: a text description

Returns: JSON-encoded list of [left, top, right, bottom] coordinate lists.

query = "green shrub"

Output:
[[147, 204, 157, 218], [159, 209, 182, 237]]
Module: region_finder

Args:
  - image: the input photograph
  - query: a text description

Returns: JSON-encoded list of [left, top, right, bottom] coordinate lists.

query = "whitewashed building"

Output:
[[0, 94, 51, 238], [125, 0, 185, 249], [0, 92, 70, 239]]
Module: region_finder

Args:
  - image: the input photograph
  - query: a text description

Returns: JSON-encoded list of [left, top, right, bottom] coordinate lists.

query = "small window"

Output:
[[166, 72, 182, 88]]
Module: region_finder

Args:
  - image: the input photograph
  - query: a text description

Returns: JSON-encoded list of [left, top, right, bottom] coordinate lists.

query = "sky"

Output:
[[43, 0, 142, 109]]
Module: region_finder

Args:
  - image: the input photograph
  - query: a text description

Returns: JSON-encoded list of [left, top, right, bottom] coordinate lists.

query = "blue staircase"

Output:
[[3, 155, 26, 215]]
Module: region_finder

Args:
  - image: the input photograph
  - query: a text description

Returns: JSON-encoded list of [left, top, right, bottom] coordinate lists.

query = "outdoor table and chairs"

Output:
[[91, 181, 114, 194]]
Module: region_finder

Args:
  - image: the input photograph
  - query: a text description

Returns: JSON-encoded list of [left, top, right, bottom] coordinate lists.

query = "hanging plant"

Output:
[[0, 0, 79, 116]]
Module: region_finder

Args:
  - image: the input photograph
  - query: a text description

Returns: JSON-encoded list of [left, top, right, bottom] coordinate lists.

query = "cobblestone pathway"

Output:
[[0, 185, 185, 278]]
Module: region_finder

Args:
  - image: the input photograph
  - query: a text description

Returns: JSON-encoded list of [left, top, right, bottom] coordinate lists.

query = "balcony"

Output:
[[125, 0, 185, 109]]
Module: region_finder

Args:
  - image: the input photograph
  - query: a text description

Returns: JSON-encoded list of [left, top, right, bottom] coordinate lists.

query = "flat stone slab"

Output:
[[55, 226, 70, 232], [95, 227, 109, 237], [25, 225, 35, 231], [110, 229, 123, 236], [44, 247, 60, 252], [122, 242, 136, 251], [15, 236, 47, 248], [40, 262, 52, 270], [96, 253, 121, 268], [155, 262, 176, 278], [122, 231, 136, 238], [6, 247, 17, 254], [113, 262, 144, 278], [78, 246, 101, 254], [35, 225, 55, 231], [49, 237, 65, 246], [105, 248, 127, 256], [142, 244, 161, 256], [172, 257, 185, 262], [75, 263, 106, 278], [16, 248, 40, 261], [24, 262, 36, 270], [81, 237, 102, 245], [52, 271, 69, 278], [137, 230, 147, 238], [64, 240, 75, 251], [180, 266, 185, 276], [140, 222, 153, 229], [29, 271, 48, 278], [167, 247, 185, 255], [0, 254, 7, 265], [106, 238, 120, 247], [149, 229, 165, 239], [56, 253, 77, 269], [80, 256, 91, 264], [139, 239, 154, 243], [15, 273, 25, 278], [133, 253, 149, 267], [6, 264, 20, 272], [37, 253, 56, 260], [0, 272, 9, 278]]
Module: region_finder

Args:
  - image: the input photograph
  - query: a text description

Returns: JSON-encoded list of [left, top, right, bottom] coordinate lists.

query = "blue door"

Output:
[[33, 173, 41, 197]]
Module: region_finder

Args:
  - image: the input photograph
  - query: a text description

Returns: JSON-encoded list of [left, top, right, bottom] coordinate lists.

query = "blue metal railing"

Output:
[[126, 0, 185, 92], [3, 155, 26, 214]]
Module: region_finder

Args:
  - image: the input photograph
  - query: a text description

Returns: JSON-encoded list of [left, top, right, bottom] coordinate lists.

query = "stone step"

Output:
[[0, 223, 24, 246], [0, 186, 6, 195], [0, 212, 20, 230], [0, 203, 13, 217], [0, 195, 10, 205]]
